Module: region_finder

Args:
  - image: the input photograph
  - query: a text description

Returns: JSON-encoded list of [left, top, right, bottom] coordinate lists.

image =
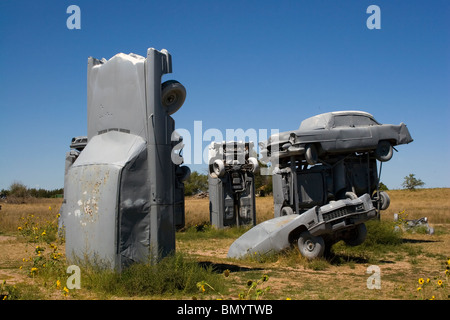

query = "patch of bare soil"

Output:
[[0, 235, 34, 285]]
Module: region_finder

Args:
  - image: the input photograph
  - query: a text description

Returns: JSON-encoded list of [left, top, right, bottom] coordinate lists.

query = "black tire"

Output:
[[305, 144, 318, 165], [161, 80, 186, 115], [344, 223, 367, 246], [176, 165, 191, 182], [297, 231, 325, 259], [375, 141, 393, 162]]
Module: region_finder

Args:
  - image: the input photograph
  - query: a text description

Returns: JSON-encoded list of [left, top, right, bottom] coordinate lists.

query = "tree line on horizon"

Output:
[[0, 173, 425, 200], [0, 182, 63, 199]]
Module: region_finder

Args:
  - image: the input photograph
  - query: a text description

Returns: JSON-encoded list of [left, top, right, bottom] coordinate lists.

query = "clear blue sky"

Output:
[[0, 0, 449, 191]]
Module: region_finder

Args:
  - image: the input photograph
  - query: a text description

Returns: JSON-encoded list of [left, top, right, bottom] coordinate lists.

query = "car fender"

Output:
[[227, 207, 318, 258]]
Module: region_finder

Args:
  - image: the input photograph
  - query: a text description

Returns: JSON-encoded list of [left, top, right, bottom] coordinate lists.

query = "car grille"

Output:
[[322, 205, 357, 222]]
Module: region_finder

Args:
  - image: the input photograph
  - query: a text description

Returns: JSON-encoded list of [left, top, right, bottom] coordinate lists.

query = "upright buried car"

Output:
[[208, 141, 259, 228], [261, 110, 413, 165]]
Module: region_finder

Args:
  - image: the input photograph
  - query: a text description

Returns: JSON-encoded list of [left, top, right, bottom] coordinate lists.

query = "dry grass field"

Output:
[[0, 188, 449, 300], [185, 188, 450, 226]]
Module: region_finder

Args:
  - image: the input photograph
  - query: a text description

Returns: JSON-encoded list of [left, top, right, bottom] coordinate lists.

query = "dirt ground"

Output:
[[0, 191, 449, 300], [1, 228, 448, 300], [176, 229, 450, 300]]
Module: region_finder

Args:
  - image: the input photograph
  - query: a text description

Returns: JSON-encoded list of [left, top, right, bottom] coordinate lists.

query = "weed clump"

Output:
[[83, 253, 227, 298]]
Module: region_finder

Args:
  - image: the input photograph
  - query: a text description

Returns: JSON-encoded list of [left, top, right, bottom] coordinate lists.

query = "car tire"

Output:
[[248, 157, 259, 173], [344, 223, 367, 246], [375, 141, 393, 162], [379, 191, 390, 210], [281, 206, 294, 216], [297, 231, 325, 259], [176, 165, 191, 182], [345, 191, 358, 200], [212, 159, 225, 178], [161, 80, 186, 115], [305, 144, 318, 165]]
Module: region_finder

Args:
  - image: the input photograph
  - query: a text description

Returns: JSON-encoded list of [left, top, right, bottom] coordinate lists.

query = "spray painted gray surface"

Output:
[[60, 48, 189, 270], [208, 141, 258, 228], [260, 111, 413, 164], [228, 193, 377, 259], [230, 110, 414, 259], [394, 215, 435, 235], [260, 111, 412, 218]]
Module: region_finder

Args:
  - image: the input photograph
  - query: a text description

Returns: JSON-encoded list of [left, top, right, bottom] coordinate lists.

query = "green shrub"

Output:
[[363, 220, 403, 247]]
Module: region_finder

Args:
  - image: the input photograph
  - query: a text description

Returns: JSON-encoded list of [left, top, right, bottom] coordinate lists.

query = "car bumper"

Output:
[[397, 123, 413, 145]]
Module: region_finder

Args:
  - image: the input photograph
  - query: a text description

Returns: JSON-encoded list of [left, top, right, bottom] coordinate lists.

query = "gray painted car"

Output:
[[260, 111, 413, 165], [60, 48, 189, 270], [228, 193, 377, 260], [208, 141, 259, 228]]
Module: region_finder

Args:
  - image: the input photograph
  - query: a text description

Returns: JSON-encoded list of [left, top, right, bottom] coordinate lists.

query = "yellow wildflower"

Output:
[[56, 280, 61, 289], [63, 286, 69, 296], [17, 226, 22, 231], [41, 230, 46, 236], [437, 280, 443, 286], [417, 287, 422, 292], [418, 278, 424, 285]]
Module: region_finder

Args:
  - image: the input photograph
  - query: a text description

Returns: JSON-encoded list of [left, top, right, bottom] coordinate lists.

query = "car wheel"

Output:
[[379, 191, 390, 210], [297, 231, 325, 259], [305, 144, 318, 165], [176, 165, 191, 182], [161, 80, 186, 115], [212, 159, 225, 178], [345, 191, 358, 200], [281, 206, 294, 216], [248, 157, 259, 173], [344, 223, 367, 246], [375, 141, 393, 162]]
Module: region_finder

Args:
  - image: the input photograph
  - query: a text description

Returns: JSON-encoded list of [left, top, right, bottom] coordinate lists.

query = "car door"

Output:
[[333, 115, 373, 151]]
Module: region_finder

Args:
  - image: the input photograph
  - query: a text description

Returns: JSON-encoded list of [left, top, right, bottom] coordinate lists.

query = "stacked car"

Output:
[[228, 111, 413, 259]]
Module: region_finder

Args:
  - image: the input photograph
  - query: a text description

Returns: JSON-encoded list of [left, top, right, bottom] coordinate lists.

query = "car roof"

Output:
[[299, 110, 376, 130]]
